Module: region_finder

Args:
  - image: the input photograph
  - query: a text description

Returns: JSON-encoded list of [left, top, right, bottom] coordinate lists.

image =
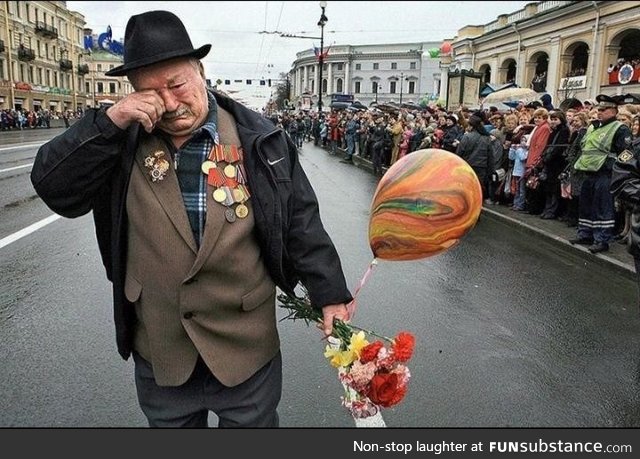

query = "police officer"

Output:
[[569, 94, 632, 253]]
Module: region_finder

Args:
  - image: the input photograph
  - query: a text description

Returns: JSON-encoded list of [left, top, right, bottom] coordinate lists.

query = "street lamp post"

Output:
[[317, 1, 328, 115]]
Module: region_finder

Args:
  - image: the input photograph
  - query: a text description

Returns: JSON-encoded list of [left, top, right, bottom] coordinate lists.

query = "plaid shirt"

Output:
[[173, 92, 219, 247]]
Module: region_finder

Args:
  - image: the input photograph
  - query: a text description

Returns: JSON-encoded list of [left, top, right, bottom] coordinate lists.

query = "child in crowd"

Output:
[[509, 134, 530, 211]]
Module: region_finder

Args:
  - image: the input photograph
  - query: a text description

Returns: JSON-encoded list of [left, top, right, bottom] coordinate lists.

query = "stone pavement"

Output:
[[326, 145, 636, 282]]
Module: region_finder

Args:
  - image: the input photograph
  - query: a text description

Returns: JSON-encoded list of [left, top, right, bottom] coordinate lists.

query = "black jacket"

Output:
[[611, 136, 640, 258], [31, 91, 353, 359]]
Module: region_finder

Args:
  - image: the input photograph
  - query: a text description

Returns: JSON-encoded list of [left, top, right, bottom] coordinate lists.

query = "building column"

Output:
[[303, 65, 309, 93], [327, 62, 333, 95], [546, 37, 561, 101], [344, 60, 351, 94]]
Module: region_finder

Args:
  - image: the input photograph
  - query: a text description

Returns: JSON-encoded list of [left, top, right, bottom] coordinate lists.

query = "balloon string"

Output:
[[347, 258, 378, 319]]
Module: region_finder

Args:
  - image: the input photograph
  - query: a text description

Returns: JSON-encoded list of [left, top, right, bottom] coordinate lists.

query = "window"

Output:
[[15, 1, 21, 18], [54, 72, 58, 87], [46, 69, 51, 86], [45, 43, 49, 59], [28, 66, 34, 83], [336, 78, 343, 93], [355, 81, 361, 93], [390, 81, 397, 94], [355, 63, 361, 70], [97, 64, 102, 72], [38, 68, 42, 84], [373, 63, 379, 70], [0, 60, 4, 80], [246, 79, 252, 84], [336, 63, 343, 70], [37, 40, 41, 57], [372, 82, 379, 93], [410, 62, 416, 70], [408, 81, 415, 94], [97, 82, 104, 93], [321, 78, 327, 93], [85, 81, 90, 93], [391, 62, 397, 70], [25, 4, 30, 22], [109, 82, 116, 93]]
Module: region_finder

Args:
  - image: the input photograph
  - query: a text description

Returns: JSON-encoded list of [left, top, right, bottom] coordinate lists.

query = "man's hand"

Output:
[[106, 90, 166, 133], [321, 303, 352, 337]]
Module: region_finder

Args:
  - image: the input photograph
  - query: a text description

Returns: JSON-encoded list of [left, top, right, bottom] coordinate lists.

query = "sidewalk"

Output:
[[325, 144, 636, 281]]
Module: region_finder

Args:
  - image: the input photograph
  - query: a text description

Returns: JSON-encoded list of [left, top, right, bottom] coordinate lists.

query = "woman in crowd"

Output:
[[539, 110, 570, 219], [562, 111, 590, 227], [524, 108, 553, 215], [456, 113, 494, 203]]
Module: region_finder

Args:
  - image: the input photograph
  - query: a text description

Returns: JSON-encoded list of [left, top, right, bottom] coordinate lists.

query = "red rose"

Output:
[[360, 341, 384, 363], [391, 332, 415, 362], [366, 373, 407, 407]]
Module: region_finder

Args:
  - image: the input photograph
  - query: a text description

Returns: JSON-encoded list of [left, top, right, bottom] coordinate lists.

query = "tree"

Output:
[[272, 72, 291, 111]]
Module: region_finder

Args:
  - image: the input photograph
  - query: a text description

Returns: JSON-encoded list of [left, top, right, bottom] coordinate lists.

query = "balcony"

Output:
[[59, 59, 73, 72], [0, 39, 4, 53], [77, 64, 90, 75], [35, 21, 59, 39], [18, 46, 36, 62]]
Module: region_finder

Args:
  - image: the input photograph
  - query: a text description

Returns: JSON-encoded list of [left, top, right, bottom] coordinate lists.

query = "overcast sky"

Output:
[[67, 1, 531, 81]]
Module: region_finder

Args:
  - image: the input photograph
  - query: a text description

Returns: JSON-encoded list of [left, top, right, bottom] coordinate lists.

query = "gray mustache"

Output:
[[163, 107, 191, 120]]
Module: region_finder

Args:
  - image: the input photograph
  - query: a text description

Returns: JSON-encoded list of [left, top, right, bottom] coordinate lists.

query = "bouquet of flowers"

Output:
[[278, 288, 415, 419]]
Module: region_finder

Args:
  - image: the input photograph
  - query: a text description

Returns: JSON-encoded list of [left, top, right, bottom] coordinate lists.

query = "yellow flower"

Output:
[[347, 331, 369, 358], [324, 345, 357, 368]]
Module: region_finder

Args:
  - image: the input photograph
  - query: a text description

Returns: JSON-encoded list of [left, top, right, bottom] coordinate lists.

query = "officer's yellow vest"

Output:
[[573, 121, 621, 172]]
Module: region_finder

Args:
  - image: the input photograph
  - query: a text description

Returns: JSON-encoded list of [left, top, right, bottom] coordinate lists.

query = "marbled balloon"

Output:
[[369, 149, 482, 261]]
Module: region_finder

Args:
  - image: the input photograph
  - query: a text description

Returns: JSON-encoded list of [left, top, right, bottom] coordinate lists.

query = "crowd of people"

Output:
[[273, 92, 640, 258], [0, 108, 83, 130]]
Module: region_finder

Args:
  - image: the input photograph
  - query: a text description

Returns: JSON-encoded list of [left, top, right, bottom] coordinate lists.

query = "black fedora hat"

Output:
[[105, 10, 211, 77]]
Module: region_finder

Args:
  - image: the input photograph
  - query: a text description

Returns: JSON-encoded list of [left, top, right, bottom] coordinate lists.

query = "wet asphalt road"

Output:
[[1, 131, 639, 427]]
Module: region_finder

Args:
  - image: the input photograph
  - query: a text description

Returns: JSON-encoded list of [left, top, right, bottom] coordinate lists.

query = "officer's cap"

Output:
[[595, 94, 619, 109]]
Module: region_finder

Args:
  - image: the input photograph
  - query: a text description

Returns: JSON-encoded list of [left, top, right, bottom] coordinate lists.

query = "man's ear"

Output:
[[198, 61, 206, 79]]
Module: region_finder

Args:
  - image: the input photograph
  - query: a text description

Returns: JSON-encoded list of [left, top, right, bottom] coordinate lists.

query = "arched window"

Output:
[[336, 78, 343, 93], [570, 43, 589, 76], [321, 78, 327, 94]]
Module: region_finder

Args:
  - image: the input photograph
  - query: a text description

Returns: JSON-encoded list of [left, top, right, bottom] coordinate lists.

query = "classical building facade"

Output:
[[289, 41, 442, 110], [444, 0, 640, 106], [0, 1, 131, 112]]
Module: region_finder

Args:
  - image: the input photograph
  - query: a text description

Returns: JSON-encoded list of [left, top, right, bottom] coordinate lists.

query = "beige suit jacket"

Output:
[[124, 107, 279, 387]]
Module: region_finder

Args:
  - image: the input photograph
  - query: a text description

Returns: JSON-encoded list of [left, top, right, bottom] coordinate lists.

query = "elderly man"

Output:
[[570, 94, 632, 253], [30, 10, 352, 427]]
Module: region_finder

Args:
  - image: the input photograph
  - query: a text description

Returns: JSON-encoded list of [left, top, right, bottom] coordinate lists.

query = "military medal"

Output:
[[224, 208, 237, 223], [201, 143, 251, 223], [235, 203, 249, 219], [144, 150, 170, 182], [213, 188, 227, 203]]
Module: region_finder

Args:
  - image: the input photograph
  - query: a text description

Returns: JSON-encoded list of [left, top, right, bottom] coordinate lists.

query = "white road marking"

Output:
[[0, 141, 46, 152], [0, 214, 62, 249], [0, 163, 32, 173]]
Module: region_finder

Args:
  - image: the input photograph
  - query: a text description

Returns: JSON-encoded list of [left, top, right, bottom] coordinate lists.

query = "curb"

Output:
[[481, 207, 636, 281]]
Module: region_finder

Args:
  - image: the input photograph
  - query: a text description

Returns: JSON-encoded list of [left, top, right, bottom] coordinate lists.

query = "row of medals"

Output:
[[201, 144, 250, 223]]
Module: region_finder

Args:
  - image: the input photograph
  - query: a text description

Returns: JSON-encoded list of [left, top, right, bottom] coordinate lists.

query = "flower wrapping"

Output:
[[278, 289, 415, 419]]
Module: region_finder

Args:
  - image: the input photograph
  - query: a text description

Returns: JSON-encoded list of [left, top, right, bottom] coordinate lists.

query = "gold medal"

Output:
[[235, 203, 249, 219], [213, 188, 227, 203], [232, 188, 245, 203], [201, 160, 216, 174], [223, 164, 236, 179]]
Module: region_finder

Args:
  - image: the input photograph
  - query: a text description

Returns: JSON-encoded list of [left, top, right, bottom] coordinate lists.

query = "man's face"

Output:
[[129, 58, 208, 137], [597, 106, 617, 122]]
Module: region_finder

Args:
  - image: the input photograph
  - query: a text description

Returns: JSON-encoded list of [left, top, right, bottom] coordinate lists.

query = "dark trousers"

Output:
[[133, 351, 282, 428], [577, 173, 615, 244]]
